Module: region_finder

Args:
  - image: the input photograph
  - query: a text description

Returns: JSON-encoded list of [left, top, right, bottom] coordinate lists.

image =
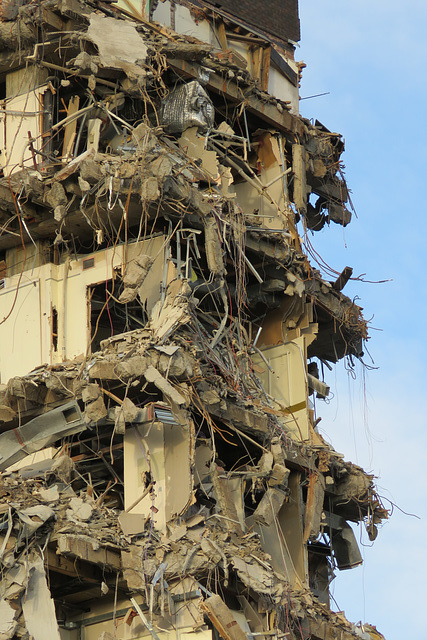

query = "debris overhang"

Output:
[[168, 57, 304, 136]]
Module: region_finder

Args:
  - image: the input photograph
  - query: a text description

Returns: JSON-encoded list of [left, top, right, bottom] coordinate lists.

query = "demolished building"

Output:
[[0, 1, 388, 639]]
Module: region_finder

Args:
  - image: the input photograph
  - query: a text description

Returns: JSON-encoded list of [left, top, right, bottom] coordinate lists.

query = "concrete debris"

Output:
[[0, 598, 18, 638], [81, 382, 102, 403], [0, 1, 387, 639], [67, 497, 94, 522], [51, 454, 74, 483], [253, 487, 287, 526], [231, 556, 276, 595], [84, 394, 108, 424], [39, 485, 60, 502], [144, 365, 187, 406], [268, 463, 290, 487], [119, 255, 154, 303], [85, 13, 148, 77]]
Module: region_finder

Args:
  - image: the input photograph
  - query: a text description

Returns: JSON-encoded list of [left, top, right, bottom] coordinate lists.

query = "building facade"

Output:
[[0, 2, 387, 639]]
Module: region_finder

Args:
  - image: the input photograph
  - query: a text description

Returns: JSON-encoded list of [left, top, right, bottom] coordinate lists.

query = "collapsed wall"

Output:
[[0, 1, 387, 639]]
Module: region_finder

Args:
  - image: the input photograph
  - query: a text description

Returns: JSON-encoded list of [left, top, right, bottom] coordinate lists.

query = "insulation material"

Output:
[[161, 81, 215, 133]]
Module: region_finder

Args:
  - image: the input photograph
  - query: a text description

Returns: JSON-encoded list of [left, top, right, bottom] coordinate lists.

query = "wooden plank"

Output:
[[42, 7, 65, 31], [217, 22, 228, 50], [261, 46, 271, 92], [227, 33, 265, 44], [201, 595, 247, 640], [61, 95, 79, 159], [87, 118, 101, 152], [251, 45, 262, 83], [292, 143, 307, 212]]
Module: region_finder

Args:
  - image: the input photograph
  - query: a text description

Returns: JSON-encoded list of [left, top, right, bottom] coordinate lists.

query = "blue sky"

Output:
[[298, 2, 427, 638]]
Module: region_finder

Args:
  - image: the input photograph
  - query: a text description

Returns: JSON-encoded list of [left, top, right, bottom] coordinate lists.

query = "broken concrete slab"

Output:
[[144, 365, 187, 406], [85, 13, 148, 77], [67, 497, 94, 522], [0, 597, 18, 638], [21, 554, 61, 640], [253, 488, 287, 526]]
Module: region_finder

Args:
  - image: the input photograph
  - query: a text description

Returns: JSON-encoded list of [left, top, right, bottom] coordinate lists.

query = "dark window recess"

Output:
[[51, 306, 58, 352], [88, 279, 147, 352], [63, 406, 79, 423], [308, 543, 332, 606]]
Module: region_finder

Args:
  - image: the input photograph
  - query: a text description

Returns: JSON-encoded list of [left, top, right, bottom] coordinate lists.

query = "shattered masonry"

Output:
[[0, 1, 388, 639]]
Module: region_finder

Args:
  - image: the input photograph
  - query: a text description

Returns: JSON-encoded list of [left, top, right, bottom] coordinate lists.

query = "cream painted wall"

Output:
[[153, 1, 214, 44], [268, 63, 300, 114], [0, 277, 43, 382], [0, 83, 47, 176], [124, 420, 192, 533], [252, 337, 311, 442], [0, 236, 168, 383]]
